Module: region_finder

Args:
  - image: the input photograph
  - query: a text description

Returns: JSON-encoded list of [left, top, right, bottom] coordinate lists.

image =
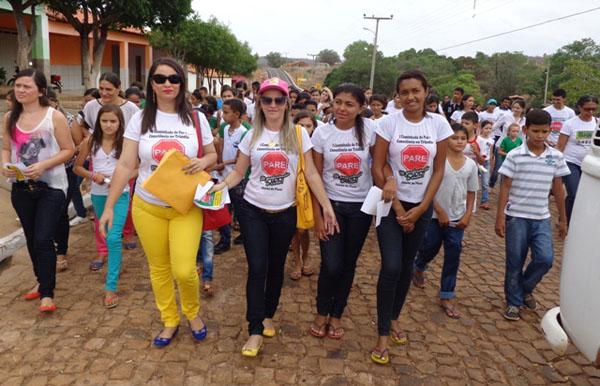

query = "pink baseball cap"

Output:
[[258, 77, 289, 96]]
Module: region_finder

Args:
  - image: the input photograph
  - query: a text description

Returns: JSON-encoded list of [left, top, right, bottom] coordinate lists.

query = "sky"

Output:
[[191, 0, 600, 59]]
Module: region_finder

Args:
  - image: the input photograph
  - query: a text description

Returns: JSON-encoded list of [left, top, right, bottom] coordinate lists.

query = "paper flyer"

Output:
[[194, 180, 230, 210], [5, 162, 27, 182], [361, 186, 391, 227]]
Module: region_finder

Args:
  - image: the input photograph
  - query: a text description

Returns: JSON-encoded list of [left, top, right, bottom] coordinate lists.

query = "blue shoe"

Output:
[[189, 319, 207, 341], [153, 326, 179, 348]]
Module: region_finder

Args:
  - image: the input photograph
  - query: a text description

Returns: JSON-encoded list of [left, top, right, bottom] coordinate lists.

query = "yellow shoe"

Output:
[[241, 342, 263, 357], [390, 329, 408, 345], [262, 327, 276, 338], [370, 348, 390, 365]]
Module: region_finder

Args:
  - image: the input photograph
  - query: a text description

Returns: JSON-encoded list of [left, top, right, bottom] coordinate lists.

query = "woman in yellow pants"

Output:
[[99, 58, 216, 347]]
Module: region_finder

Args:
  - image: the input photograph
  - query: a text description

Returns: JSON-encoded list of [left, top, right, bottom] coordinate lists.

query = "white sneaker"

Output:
[[69, 216, 88, 226]]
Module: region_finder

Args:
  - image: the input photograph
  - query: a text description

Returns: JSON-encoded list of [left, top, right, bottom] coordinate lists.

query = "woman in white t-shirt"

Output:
[[1, 68, 75, 312], [370, 70, 452, 365], [449, 94, 475, 124], [309, 83, 377, 340], [99, 58, 217, 348], [210, 77, 338, 357], [489, 99, 526, 188], [557, 95, 598, 224]]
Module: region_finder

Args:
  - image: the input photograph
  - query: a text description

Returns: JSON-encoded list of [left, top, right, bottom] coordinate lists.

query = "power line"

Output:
[[437, 6, 600, 52]]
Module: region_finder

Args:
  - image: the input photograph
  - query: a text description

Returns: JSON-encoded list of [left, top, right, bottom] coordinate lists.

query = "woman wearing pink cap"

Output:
[[211, 77, 339, 357]]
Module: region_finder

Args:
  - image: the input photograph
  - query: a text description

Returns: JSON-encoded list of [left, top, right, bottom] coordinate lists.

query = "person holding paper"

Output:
[[308, 83, 377, 340], [210, 77, 338, 357], [98, 58, 216, 348], [370, 70, 452, 365], [1, 68, 75, 313]]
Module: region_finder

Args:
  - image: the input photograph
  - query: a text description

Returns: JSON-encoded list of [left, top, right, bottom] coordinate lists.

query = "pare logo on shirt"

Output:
[[399, 145, 430, 181], [260, 151, 290, 186], [152, 139, 185, 163], [333, 153, 363, 184]]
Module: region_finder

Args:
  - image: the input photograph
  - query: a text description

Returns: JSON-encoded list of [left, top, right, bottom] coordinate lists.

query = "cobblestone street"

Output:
[[0, 190, 599, 386]]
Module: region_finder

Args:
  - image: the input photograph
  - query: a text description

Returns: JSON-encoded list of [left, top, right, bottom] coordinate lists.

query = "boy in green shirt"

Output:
[[499, 123, 523, 160]]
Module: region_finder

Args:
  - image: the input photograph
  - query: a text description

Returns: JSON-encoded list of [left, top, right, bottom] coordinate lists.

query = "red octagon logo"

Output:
[[152, 139, 185, 163], [401, 145, 430, 170], [261, 151, 289, 176], [550, 121, 562, 133], [335, 153, 361, 176]]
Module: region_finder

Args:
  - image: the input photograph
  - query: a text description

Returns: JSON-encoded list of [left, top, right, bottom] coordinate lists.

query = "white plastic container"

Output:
[[541, 123, 600, 367]]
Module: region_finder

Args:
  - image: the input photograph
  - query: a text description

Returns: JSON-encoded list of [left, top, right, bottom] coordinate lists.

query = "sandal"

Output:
[[89, 259, 105, 271], [289, 268, 302, 281], [412, 270, 425, 288], [309, 322, 328, 338], [440, 301, 461, 319], [56, 256, 68, 272], [202, 282, 214, 297], [301, 265, 315, 276], [327, 325, 344, 340], [104, 294, 119, 309], [370, 348, 390, 365], [390, 329, 408, 345]]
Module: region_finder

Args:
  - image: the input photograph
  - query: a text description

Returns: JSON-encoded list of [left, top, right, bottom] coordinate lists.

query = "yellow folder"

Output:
[[142, 149, 211, 214]]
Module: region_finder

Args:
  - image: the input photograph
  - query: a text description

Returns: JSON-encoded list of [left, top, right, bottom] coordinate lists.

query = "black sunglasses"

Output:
[[151, 74, 182, 84], [260, 96, 287, 106]]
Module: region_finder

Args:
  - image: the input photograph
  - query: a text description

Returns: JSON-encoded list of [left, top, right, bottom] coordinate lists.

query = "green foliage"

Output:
[[265, 52, 285, 68], [316, 49, 340, 66], [560, 60, 600, 105]]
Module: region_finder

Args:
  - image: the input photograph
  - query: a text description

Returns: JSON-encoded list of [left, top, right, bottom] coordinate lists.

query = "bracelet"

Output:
[[385, 175, 397, 181]]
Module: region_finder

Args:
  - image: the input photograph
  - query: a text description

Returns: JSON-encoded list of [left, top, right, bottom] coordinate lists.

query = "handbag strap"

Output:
[[191, 110, 204, 158], [295, 124, 304, 172]]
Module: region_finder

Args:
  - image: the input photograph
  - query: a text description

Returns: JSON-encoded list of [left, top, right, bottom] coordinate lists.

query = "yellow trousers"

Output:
[[132, 195, 203, 327]]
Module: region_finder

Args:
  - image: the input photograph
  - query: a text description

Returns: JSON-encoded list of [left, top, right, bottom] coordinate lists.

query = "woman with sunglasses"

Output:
[[210, 77, 338, 357], [99, 58, 217, 347], [71, 72, 140, 270], [370, 70, 452, 365], [556, 95, 598, 225]]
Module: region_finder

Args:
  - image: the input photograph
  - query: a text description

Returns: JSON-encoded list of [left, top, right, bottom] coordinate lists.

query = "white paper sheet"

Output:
[[360, 186, 382, 215], [376, 200, 392, 227], [194, 180, 230, 210]]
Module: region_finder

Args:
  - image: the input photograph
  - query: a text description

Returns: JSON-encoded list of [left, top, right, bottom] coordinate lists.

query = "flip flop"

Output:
[[370, 348, 390, 365], [440, 301, 461, 319], [289, 269, 302, 281], [390, 329, 408, 345], [89, 260, 104, 271], [327, 325, 344, 340], [301, 265, 315, 276], [104, 294, 119, 309], [309, 322, 328, 338]]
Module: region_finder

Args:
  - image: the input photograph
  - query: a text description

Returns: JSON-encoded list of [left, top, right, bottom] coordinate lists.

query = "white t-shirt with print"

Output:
[[124, 110, 214, 206], [79, 99, 139, 133], [222, 124, 248, 175], [376, 112, 453, 203], [544, 104, 576, 146], [385, 100, 402, 115], [450, 109, 466, 122], [238, 127, 313, 210], [476, 136, 495, 160], [478, 110, 499, 125], [560, 115, 596, 166], [433, 157, 479, 221], [311, 118, 376, 202]]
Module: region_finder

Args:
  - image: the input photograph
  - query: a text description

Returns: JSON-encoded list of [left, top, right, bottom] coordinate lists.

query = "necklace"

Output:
[[266, 130, 279, 148]]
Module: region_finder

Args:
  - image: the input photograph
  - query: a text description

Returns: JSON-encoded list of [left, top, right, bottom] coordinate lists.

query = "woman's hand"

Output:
[[382, 177, 397, 202], [182, 158, 206, 175], [23, 163, 47, 180], [399, 205, 425, 227], [92, 173, 106, 185], [314, 215, 329, 241], [321, 205, 340, 236], [208, 181, 227, 194], [1, 165, 16, 178], [98, 208, 114, 238]]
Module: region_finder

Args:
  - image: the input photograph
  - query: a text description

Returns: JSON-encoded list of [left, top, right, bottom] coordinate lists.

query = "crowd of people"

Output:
[[1, 59, 598, 364]]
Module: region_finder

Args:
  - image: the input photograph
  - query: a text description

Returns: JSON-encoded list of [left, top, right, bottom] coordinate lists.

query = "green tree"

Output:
[[48, 0, 192, 88], [265, 52, 285, 68], [560, 60, 600, 105], [6, 0, 43, 71], [316, 49, 340, 66], [548, 38, 600, 92]]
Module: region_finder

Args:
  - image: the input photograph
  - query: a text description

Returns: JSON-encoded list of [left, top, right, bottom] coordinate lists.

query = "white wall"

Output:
[[186, 70, 232, 96]]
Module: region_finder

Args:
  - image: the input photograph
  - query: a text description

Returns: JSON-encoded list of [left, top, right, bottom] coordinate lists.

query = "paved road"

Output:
[[266, 68, 303, 91], [0, 189, 599, 385]]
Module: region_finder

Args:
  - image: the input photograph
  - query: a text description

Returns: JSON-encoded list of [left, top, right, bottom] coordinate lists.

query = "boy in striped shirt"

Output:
[[495, 109, 570, 321]]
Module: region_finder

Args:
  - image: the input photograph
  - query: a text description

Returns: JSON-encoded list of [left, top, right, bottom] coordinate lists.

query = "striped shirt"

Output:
[[499, 143, 570, 219]]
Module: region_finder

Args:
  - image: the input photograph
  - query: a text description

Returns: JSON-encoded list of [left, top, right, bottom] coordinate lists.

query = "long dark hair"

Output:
[[142, 58, 191, 134], [90, 104, 125, 159], [395, 70, 429, 117], [332, 83, 366, 148], [6, 68, 49, 140]]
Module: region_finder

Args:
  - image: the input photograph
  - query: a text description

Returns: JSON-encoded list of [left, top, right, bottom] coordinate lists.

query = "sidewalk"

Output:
[[0, 189, 598, 385]]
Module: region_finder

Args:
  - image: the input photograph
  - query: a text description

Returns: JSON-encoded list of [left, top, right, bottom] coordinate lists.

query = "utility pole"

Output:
[[307, 53, 318, 63], [543, 62, 550, 105], [364, 14, 393, 90]]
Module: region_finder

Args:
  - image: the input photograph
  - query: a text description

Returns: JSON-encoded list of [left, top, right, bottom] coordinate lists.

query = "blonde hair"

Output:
[[251, 97, 299, 153]]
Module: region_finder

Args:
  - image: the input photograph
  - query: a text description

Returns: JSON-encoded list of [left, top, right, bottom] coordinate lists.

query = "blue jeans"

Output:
[[12, 182, 65, 298], [415, 219, 464, 300], [376, 202, 432, 336], [217, 224, 231, 246], [196, 231, 214, 281], [489, 136, 502, 188], [238, 199, 297, 335], [55, 167, 87, 255], [91, 193, 129, 292], [316, 201, 372, 318], [563, 162, 581, 226], [480, 160, 490, 204], [504, 216, 553, 307]]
